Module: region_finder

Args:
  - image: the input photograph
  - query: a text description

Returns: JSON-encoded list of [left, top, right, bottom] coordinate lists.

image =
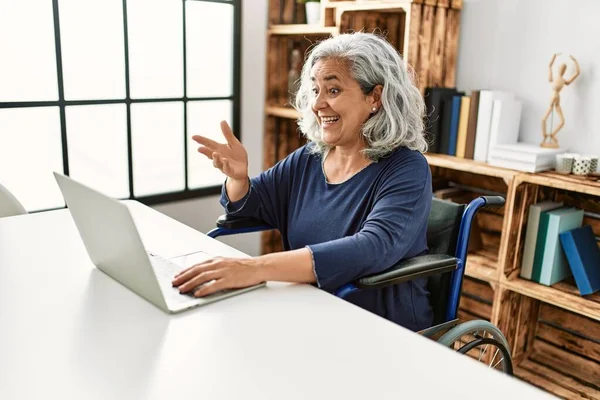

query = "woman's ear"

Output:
[[370, 84, 383, 108]]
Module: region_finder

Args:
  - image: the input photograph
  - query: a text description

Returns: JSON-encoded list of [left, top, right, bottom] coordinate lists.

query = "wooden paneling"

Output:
[[443, 9, 460, 87]]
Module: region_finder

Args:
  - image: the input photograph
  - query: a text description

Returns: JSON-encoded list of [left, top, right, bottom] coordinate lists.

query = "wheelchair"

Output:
[[208, 195, 513, 375]]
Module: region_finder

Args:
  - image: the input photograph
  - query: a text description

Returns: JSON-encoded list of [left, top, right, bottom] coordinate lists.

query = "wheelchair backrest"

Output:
[[426, 198, 465, 326]]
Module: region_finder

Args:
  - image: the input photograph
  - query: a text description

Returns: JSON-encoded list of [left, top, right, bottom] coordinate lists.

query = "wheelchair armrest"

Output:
[[355, 254, 459, 290], [216, 214, 271, 230]]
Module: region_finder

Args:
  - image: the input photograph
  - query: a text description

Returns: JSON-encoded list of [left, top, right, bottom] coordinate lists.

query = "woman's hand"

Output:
[[192, 121, 248, 181], [171, 256, 264, 297]]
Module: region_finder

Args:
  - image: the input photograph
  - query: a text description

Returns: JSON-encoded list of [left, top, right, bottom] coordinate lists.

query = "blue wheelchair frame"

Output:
[[207, 196, 499, 328]]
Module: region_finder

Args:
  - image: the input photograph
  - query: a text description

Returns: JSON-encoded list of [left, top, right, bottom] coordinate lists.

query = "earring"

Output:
[[372, 107, 378, 112]]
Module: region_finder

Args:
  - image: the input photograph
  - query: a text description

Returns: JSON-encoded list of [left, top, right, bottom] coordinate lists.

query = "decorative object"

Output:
[[287, 49, 302, 106], [572, 156, 591, 176], [555, 153, 575, 174], [583, 154, 599, 173], [541, 53, 580, 148], [297, 0, 320, 25]]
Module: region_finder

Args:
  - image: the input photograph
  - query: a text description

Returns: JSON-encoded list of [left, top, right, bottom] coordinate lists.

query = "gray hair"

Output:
[[294, 32, 428, 160]]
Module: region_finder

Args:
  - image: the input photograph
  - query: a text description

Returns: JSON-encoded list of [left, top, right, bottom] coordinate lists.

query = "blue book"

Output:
[[536, 207, 584, 286], [448, 95, 462, 156], [559, 225, 600, 295]]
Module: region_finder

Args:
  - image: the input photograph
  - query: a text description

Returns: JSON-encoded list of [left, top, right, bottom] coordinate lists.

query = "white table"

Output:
[[0, 201, 553, 400]]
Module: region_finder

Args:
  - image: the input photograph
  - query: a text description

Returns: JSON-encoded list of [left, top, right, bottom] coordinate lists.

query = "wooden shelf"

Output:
[[465, 250, 498, 283], [268, 25, 338, 36], [265, 105, 301, 119], [503, 277, 600, 321], [516, 171, 600, 198], [424, 153, 518, 181], [515, 358, 600, 400], [328, 1, 412, 12]]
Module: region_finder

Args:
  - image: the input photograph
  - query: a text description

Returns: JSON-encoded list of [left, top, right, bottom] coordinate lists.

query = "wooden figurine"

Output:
[[541, 53, 580, 148]]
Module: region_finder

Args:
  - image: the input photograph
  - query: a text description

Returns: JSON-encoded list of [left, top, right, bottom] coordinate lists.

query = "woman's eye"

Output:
[[329, 88, 339, 95], [312, 88, 318, 95]]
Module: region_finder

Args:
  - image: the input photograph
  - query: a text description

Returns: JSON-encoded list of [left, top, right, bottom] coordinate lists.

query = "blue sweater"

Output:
[[220, 144, 433, 331]]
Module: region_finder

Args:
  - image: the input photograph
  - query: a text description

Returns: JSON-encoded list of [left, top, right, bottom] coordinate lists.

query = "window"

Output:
[[0, 0, 240, 212]]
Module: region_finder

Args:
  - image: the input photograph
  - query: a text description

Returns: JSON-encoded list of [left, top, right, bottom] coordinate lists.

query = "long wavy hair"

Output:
[[294, 32, 427, 160]]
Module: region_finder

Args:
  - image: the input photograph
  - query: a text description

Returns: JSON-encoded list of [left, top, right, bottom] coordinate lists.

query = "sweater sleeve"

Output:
[[219, 146, 304, 231], [307, 155, 432, 292]]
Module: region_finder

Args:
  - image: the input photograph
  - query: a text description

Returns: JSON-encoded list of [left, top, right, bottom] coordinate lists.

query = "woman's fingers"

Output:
[[213, 153, 224, 170], [172, 259, 214, 284], [220, 121, 240, 147], [221, 158, 232, 176], [194, 278, 228, 297], [192, 135, 222, 151], [178, 270, 222, 294], [197, 146, 215, 159]]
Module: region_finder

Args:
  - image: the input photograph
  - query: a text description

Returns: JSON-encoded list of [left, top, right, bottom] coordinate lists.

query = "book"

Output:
[[487, 157, 555, 173], [424, 87, 459, 154], [455, 96, 471, 158], [439, 98, 454, 155], [464, 90, 480, 159], [489, 143, 566, 164], [448, 95, 463, 156], [472, 90, 515, 162], [486, 98, 523, 162], [559, 225, 600, 295], [520, 201, 564, 280], [536, 207, 584, 286]]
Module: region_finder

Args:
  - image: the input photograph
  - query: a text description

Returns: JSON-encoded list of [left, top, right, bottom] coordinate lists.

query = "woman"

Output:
[[173, 32, 433, 331]]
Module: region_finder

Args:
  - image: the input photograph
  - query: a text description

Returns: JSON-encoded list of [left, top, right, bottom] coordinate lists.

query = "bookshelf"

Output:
[[428, 154, 600, 398]]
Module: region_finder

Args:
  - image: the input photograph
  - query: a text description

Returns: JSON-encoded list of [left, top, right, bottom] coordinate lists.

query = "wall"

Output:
[[152, 0, 268, 256], [456, 0, 600, 154]]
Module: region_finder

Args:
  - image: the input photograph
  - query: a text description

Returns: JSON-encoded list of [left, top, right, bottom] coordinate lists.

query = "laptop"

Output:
[[53, 172, 265, 313]]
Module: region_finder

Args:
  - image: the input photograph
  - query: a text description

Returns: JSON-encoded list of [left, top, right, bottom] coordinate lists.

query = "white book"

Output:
[[520, 201, 564, 280], [486, 99, 522, 162], [487, 157, 554, 173], [489, 143, 567, 164], [473, 90, 515, 162]]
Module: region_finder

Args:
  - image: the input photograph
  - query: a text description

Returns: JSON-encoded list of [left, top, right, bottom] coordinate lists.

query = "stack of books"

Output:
[[520, 201, 600, 295], [424, 88, 525, 162], [487, 143, 567, 172], [424, 87, 570, 173]]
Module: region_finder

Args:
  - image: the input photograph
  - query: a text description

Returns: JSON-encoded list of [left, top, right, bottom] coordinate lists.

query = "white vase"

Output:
[[305, 2, 321, 25]]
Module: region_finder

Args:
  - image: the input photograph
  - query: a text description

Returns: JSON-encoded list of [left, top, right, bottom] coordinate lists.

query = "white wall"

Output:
[[152, 0, 268, 256], [456, 0, 600, 154]]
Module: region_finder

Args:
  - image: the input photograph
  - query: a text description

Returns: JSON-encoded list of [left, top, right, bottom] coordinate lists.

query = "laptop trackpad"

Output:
[[169, 251, 214, 271]]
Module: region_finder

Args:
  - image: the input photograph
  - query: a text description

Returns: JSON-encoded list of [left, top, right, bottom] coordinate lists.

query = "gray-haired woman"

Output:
[[173, 32, 433, 331]]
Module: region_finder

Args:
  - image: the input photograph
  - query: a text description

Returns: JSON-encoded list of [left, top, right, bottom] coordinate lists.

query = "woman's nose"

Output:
[[312, 91, 327, 111]]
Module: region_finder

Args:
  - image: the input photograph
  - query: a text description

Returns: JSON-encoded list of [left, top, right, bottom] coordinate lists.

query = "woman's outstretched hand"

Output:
[[192, 121, 248, 181]]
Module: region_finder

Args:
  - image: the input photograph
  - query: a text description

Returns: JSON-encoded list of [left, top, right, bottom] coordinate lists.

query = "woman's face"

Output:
[[310, 58, 380, 148]]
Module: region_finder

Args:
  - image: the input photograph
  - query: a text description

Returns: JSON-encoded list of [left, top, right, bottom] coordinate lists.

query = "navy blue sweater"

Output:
[[220, 144, 433, 331]]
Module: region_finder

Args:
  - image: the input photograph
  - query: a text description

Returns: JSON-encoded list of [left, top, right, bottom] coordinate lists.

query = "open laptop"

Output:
[[53, 172, 265, 313]]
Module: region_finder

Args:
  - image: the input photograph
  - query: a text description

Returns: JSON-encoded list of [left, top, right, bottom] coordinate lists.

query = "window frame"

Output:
[[0, 0, 241, 209]]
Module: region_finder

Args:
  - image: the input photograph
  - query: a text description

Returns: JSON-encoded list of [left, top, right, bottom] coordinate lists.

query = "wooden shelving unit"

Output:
[[428, 154, 600, 398]]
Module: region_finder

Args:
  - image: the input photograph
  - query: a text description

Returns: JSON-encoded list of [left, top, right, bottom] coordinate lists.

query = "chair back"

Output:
[[0, 183, 27, 218], [426, 198, 465, 326]]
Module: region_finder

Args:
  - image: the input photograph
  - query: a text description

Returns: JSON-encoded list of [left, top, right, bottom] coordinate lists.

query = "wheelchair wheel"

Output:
[[437, 320, 513, 375]]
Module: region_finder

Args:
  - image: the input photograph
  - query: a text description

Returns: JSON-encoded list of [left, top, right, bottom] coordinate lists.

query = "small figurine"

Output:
[[541, 53, 580, 148]]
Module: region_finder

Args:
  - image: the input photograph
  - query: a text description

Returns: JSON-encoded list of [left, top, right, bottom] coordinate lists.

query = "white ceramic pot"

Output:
[[305, 2, 321, 25]]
